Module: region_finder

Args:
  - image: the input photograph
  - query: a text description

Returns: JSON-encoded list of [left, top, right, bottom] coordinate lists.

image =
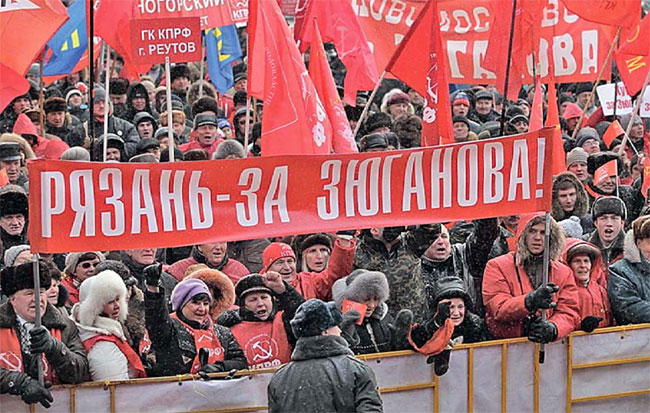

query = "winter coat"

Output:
[[218, 283, 304, 369], [167, 247, 249, 285], [552, 172, 589, 222], [561, 239, 613, 329], [267, 335, 383, 413], [482, 214, 581, 339], [354, 225, 441, 321], [178, 138, 223, 158], [291, 238, 356, 301], [78, 116, 140, 158], [44, 116, 83, 148], [349, 303, 397, 355], [584, 229, 625, 281], [115, 83, 155, 123], [421, 218, 499, 316], [12, 114, 69, 159], [227, 238, 270, 273], [120, 253, 177, 310], [0, 301, 89, 391], [144, 287, 247, 377], [411, 311, 490, 349], [608, 231, 650, 325]]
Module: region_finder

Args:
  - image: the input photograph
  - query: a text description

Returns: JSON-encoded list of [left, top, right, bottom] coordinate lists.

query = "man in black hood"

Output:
[[116, 82, 156, 123]]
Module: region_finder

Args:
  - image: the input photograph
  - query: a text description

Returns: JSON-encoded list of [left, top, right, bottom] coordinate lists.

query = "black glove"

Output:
[[426, 350, 451, 376], [21, 377, 53, 408], [30, 326, 59, 356], [198, 362, 225, 380], [433, 301, 451, 328], [340, 310, 361, 347], [580, 316, 603, 333], [143, 263, 163, 287], [525, 283, 559, 312], [390, 309, 413, 350], [527, 318, 558, 344]]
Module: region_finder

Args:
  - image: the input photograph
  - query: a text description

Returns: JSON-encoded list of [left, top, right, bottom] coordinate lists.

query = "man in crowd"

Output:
[[168, 241, 249, 284], [133, 112, 157, 139], [566, 148, 589, 184], [121, 248, 177, 304], [0, 185, 29, 253], [43, 97, 81, 146], [179, 113, 223, 157], [584, 196, 626, 270], [0, 142, 28, 190]]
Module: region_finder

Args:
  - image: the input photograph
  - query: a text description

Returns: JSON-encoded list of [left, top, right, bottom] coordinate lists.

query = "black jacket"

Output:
[[120, 253, 177, 310], [144, 288, 247, 377], [77, 115, 140, 158]]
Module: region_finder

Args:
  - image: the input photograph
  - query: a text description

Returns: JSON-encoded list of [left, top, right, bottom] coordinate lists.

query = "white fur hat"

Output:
[[78, 270, 128, 327]]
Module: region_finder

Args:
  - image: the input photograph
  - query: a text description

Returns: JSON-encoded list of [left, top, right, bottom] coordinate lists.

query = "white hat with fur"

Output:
[[77, 270, 128, 328]]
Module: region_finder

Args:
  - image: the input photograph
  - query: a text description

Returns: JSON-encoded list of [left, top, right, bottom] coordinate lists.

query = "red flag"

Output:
[[0, 0, 68, 76], [563, 0, 640, 28], [529, 79, 544, 132], [642, 157, 650, 198], [247, 0, 332, 155], [545, 79, 566, 176], [615, 53, 650, 95], [0, 169, 8, 187], [386, 0, 452, 146], [603, 120, 626, 148], [295, 0, 379, 106], [0, 63, 30, 112], [308, 20, 357, 154], [619, 13, 650, 56], [594, 160, 618, 185]]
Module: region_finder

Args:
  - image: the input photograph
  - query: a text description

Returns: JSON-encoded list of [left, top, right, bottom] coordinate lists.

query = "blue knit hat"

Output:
[[171, 278, 212, 312]]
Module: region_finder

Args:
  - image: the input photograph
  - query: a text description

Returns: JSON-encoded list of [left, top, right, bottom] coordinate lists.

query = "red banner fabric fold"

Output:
[[28, 129, 555, 253], [562, 0, 640, 28], [0, 63, 30, 112], [544, 79, 566, 176]]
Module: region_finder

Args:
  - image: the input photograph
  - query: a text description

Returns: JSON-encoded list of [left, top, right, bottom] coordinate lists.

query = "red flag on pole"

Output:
[[0, 63, 30, 112], [603, 120, 626, 148], [0, 0, 68, 76], [642, 157, 650, 199], [247, 0, 332, 155], [594, 160, 618, 185], [545, 79, 566, 176], [618, 13, 650, 56], [562, 0, 641, 28], [295, 0, 379, 106], [385, 0, 452, 146], [308, 19, 358, 154], [529, 79, 544, 132]]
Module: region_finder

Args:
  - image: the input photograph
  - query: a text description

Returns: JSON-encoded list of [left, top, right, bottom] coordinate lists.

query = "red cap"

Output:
[[262, 242, 296, 272]]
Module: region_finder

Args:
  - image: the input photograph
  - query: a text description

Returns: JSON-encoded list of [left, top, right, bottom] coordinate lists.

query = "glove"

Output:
[[390, 309, 413, 350], [525, 283, 559, 312], [340, 310, 361, 347], [433, 301, 451, 328], [580, 316, 603, 333], [21, 377, 53, 408], [426, 350, 451, 376], [30, 326, 59, 356], [143, 263, 162, 287], [198, 362, 225, 380], [527, 318, 558, 344]]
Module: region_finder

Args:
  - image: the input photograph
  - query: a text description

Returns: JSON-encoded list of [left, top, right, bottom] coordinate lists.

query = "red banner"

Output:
[[130, 18, 202, 65], [353, 0, 616, 84], [28, 129, 555, 254]]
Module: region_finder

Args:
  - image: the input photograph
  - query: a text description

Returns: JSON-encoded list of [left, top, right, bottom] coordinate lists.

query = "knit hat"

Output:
[[575, 127, 600, 148], [620, 114, 643, 131], [290, 299, 343, 338], [566, 147, 588, 167], [78, 270, 128, 325], [235, 274, 272, 302], [565, 241, 600, 264], [0, 185, 28, 218], [217, 118, 231, 130], [453, 92, 470, 107], [170, 278, 212, 312], [64, 251, 105, 276], [558, 216, 583, 238], [65, 89, 82, 105], [452, 116, 470, 127], [562, 103, 583, 120], [44, 97, 67, 114], [214, 140, 245, 160], [1, 261, 51, 297], [592, 196, 627, 220], [262, 242, 296, 272], [386, 91, 410, 106], [3, 245, 31, 267], [92, 88, 106, 104]]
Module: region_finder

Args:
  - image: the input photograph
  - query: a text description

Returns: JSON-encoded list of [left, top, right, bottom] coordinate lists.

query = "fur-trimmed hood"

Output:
[[332, 269, 389, 307], [516, 213, 565, 263], [76, 270, 128, 328], [552, 172, 589, 220], [186, 268, 235, 320], [623, 229, 642, 263]]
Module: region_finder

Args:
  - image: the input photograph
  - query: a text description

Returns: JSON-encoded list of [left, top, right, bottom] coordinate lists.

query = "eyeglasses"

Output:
[[79, 261, 97, 269], [238, 120, 247, 126]]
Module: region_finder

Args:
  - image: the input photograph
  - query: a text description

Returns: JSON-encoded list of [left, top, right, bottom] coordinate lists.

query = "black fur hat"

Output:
[[587, 151, 623, 176], [0, 185, 28, 218], [1, 261, 51, 297], [43, 97, 67, 114], [592, 196, 627, 220], [170, 64, 190, 83], [290, 299, 342, 338]]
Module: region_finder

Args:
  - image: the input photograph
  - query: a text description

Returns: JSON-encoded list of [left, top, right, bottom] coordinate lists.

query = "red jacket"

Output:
[[168, 254, 248, 284], [12, 113, 69, 159], [178, 138, 223, 158], [291, 239, 355, 301], [60, 275, 80, 305], [483, 252, 580, 339]]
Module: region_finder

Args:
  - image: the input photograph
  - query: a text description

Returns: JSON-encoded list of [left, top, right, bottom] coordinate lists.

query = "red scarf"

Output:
[[171, 314, 224, 373], [0, 327, 62, 383], [83, 334, 146, 378]]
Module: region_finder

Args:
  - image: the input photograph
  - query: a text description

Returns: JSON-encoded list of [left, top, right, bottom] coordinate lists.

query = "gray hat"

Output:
[[213, 140, 245, 160], [3, 245, 31, 267], [566, 147, 588, 167], [129, 153, 158, 163], [64, 251, 105, 276], [290, 299, 343, 338], [0, 142, 21, 161], [359, 133, 388, 152], [194, 113, 218, 129], [575, 127, 600, 148], [60, 146, 91, 161]]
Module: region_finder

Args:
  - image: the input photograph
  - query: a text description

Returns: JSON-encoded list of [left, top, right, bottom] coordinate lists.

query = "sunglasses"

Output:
[[79, 261, 98, 269]]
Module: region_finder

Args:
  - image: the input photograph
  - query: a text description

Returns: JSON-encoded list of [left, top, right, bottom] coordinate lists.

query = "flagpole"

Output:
[[165, 57, 175, 162], [39, 50, 46, 131], [89, 0, 95, 143], [32, 256, 44, 385], [352, 70, 386, 137], [570, 27, 622, 141], [617, 66, 650, 158], [198, 35, 205, 99], [539, 212, 551, 364], [102, 44, 111, 162], [243, 97, 251, 157], [499, 0, 518, 137]]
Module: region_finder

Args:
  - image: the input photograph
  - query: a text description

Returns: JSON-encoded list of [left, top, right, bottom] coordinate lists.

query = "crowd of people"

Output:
[[1, 26, 650, 411]]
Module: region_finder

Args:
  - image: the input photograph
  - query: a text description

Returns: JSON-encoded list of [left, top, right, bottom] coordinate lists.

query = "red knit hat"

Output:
[[262, 242, 296, 272], [562, 102, 583, 120]]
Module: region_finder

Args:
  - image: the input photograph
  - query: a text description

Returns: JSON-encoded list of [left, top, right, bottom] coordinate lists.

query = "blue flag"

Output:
[[205, 25, 243, 94], [43, 0, 87, 76]]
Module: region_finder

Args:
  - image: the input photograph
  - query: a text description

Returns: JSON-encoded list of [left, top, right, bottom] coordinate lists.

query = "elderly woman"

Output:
[[608, 215, 650, 325], [71, 270, 146, 381]]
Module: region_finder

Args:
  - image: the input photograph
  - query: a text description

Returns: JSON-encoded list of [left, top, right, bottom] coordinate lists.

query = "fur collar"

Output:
[[0, 301, 68, 329], [186, 268, 236, 320], [516, 214, 565, 264], [72, 304, 126, 340], [552, 172, 589, 220], [292, 335, 353, 361], [623, 230, 642, 263]]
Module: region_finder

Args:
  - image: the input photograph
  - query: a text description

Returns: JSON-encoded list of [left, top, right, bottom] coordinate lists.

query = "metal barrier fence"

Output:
[[1, 324, 648, 412]]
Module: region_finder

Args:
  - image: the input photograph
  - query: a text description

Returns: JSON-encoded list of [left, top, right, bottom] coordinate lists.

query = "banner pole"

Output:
[[539, 211, 551, 364], [32, 256, 44, 385], [570, 27, 622, 141], [243, 97, 251, 157], [102, 44, 111, 162], [353, 70, 386, 137], [617, 66, 650, 158], [165, 57, 175, 162], [499, 0, 518, 137], [89, 0, 95, 143], [39, 50, 46, 130], [198, 35, 205, 99]]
